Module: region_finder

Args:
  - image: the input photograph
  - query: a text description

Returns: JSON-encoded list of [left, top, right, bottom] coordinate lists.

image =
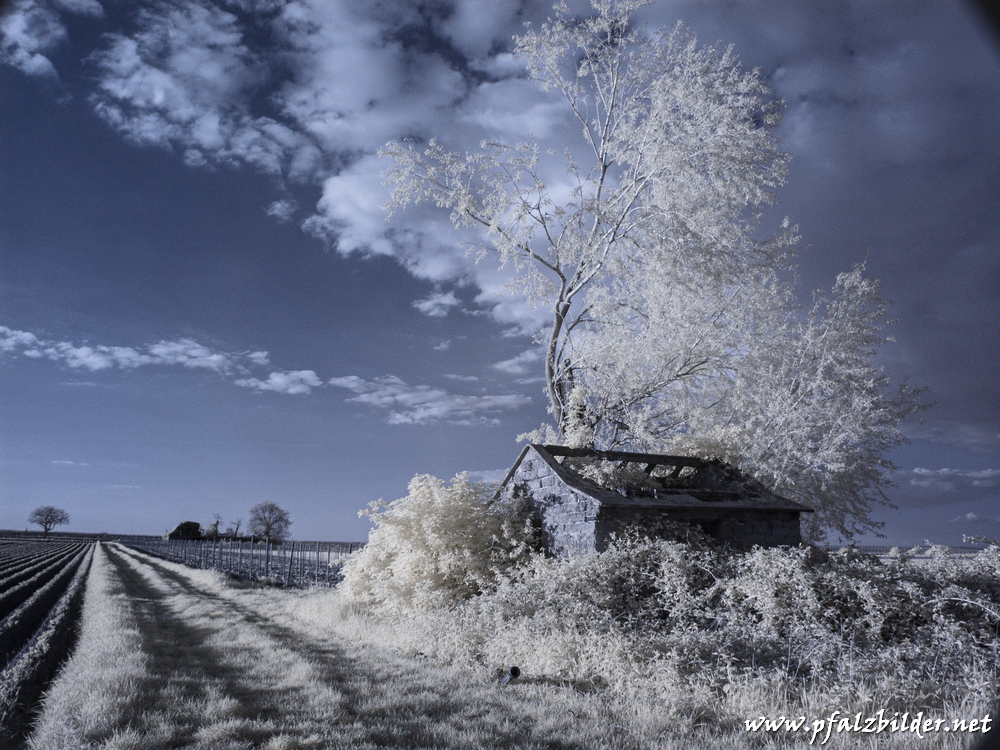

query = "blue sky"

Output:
[[1, 0, 998, 545]]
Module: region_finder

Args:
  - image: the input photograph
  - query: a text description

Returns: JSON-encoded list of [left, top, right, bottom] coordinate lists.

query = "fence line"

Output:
[[117, 537, 364, 587]]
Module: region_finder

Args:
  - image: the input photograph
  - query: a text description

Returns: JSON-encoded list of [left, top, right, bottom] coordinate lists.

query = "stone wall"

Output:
[[501, 452, 600, 556], [502, 448, 803, 554]]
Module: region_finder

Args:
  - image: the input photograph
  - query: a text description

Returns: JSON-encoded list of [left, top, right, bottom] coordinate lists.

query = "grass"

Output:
[[27, 545, 673, 748], [26, 542, 999, 749]]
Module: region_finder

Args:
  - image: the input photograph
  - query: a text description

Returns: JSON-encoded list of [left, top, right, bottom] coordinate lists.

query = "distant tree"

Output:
[[248, 502, 291, 542], [28, 506, 70, 537], [224, 517, 243, 538], [204, 513, 222, 540]]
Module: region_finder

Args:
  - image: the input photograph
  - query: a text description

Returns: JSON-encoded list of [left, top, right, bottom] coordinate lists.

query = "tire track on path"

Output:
[[46, 544, 598, 749]]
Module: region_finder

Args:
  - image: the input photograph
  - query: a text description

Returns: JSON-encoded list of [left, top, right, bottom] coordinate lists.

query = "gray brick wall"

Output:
[[502, 450, 802, 554]]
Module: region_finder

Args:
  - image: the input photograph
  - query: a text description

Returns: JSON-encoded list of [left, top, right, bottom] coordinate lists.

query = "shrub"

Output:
[[376, 534, 999, 725], [340, 473, 537, 615]]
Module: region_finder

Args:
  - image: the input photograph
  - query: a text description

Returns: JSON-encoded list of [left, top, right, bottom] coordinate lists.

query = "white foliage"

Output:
[[383, 0, 923, 540], [339, 473, 536, 615]]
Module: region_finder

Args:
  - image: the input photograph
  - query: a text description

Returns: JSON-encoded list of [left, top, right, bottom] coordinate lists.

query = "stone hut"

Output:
[[165, 521, 203, 540], [496, 444, 813, 555]]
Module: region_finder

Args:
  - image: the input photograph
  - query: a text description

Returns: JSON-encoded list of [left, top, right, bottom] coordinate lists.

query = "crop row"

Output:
[[0, 540, 80, 568], [120, 536, 361, 587], [0, 541, 94, 745]]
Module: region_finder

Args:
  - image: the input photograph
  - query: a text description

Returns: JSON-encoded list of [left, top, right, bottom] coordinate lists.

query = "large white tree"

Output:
[[382, 0, 922, 540]]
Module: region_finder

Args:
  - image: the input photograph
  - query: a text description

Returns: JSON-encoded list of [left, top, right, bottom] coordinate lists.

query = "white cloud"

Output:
[[146, 338, 231, 371], [1, 326, 242, 373], [36, 342, 152, 371], [491, 348, 543, 376], [467, 468, 509, 484], [948, 512, 998, 524], [1, 326, 40, 351], [1, 325, 332, 396], [413, 291, 460, 318], [0, 0, 67, 77], [75, 0, 557, 333], [444, 374, 478, 382], [266, 200, 296, 222], [51, 459, 88, 466], [235, 370, 322, 395], [909, 467, 1000, 491], [328, 374, 529, 425], [90, 1, 319, 177]]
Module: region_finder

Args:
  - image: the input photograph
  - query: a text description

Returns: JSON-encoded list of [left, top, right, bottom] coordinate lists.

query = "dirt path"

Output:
[[28, 544, 653, 750]]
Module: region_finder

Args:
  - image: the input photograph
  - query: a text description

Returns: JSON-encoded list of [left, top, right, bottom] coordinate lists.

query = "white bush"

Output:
[[339, 473, 536, 615]]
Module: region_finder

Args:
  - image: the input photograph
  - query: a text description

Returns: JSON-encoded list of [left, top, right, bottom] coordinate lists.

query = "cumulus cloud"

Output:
[[74, 0, 557, 331], [235, 370, 322, 395], [328, 374, 529, 425], [413, 291, 460, 318], [0, 0, 99, 77], [1, 0, 69, 77], [491, 348, 543, 376], [90, 1, 319, 177]]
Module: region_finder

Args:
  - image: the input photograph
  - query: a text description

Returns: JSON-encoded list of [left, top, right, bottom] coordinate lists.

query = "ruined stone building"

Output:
[[496, 444, 813, 556]]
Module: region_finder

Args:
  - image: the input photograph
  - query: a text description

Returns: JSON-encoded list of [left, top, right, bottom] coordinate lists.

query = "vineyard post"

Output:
[[285, 542, 293, 586], [315, 541, 319, 585]]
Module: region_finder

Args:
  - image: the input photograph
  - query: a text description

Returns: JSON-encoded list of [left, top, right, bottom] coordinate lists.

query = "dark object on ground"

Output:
[[497, 666, 520, 685]]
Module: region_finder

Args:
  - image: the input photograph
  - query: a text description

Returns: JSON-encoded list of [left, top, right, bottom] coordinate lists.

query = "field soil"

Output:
[[26, 544, 665, 750]]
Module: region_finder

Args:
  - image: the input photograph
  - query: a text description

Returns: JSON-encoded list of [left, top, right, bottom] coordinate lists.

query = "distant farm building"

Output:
[[165, 521, 202, 540], [497, 445, 813, 555]]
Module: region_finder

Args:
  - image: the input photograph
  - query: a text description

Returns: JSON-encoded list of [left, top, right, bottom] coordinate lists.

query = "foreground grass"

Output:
[[28, 543, 996, 748], [26, 545, 680, 748]]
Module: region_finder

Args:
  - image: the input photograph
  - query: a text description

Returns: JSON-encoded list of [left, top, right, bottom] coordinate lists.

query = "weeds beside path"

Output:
[[28, 544, 669, 749]]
